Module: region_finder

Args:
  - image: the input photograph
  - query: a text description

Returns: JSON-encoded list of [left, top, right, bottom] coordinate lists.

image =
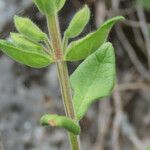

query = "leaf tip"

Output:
[[117, 16, 125, 21], [14, 15, 22, 23], [84, 4, 90, 11], [111, 16, 125, 23], [14, 14, 18, 19], [83, 4, 90, 17]]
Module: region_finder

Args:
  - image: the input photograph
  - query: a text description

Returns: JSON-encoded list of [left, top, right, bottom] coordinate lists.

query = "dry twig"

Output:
[[93, 99, 112, 150], [128, 14, 146, 55], [117, 82, 150, 91], [136, 5, 150, 70], [121, 115, 145, 150], [112, 85, 146, 150], [115, 25, 150, 81], [112, 86, 123, 150], [123, 19, 150, 28]]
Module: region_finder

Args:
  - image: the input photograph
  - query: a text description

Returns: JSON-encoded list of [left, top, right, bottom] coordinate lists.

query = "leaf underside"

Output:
[[70, 42, 116, 120]]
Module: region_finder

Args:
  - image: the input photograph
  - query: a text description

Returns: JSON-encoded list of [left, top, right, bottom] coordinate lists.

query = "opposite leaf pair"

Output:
[[0, 16, 53, 68], [0, 15, 124, 68]]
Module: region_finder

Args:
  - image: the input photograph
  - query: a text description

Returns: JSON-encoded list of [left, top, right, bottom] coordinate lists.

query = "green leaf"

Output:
[[65, 16, 124, 61], [56, 0, 66, 11], [14, 15, 47, 42], [33, 0, 57, 15], [65, 5, 90, 39], [0, 40, 53, 68], [40, 114, 81, 135], [10, 33, 44, 54], [70, 42, 116, 120]]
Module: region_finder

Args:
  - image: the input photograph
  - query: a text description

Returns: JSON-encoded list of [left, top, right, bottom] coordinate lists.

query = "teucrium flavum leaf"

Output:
[[64, 5, 90, 39], [14, 15, 47, 42], [0, 40, 53, 68], [10, 33, 44, 53], [40, 114, 81, 135], [70, 42, 116, 120], [65, 16, 124, 61]]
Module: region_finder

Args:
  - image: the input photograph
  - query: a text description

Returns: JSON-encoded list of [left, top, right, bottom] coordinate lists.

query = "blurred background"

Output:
[[0, 0, 150, 150]]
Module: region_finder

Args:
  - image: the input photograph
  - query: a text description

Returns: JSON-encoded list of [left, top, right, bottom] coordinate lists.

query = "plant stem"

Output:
[[47, 14, 62, 60], [47, 14, 80, 150], [57, 61, 81, 150], [56, 61, 75, 118], [62, 34, 68, 53]]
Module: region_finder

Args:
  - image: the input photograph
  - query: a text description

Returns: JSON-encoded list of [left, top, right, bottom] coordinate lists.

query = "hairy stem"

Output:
[[47, 14, 62, 60], [47, 14, 80, 150], [56, 61, 75, 118], [62, 34, 68, 53]]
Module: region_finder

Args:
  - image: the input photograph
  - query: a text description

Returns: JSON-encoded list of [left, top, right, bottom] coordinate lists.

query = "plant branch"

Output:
[[46, 14, 80, 150]]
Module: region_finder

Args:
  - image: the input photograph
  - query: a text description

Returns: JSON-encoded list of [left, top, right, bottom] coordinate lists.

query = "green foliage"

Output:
[[137, 0, 150, 9], [14, 15, 46, 42], [0, 0, 124, 145], [145, 148, 150, 150], [10, 33, 43, 53], [0, 40, 53, 68], [70, 42, 116, 120], [33, 0, 57, 15], [33, 0, 66, 15], [65, 16, 124, 61], [64, 5, 90, 39], [0, 16, 53, 68], [40, 114, 81, 135]]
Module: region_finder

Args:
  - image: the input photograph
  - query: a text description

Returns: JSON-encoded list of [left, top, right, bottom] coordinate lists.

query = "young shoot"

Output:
[[0, 0, 124, 150]]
